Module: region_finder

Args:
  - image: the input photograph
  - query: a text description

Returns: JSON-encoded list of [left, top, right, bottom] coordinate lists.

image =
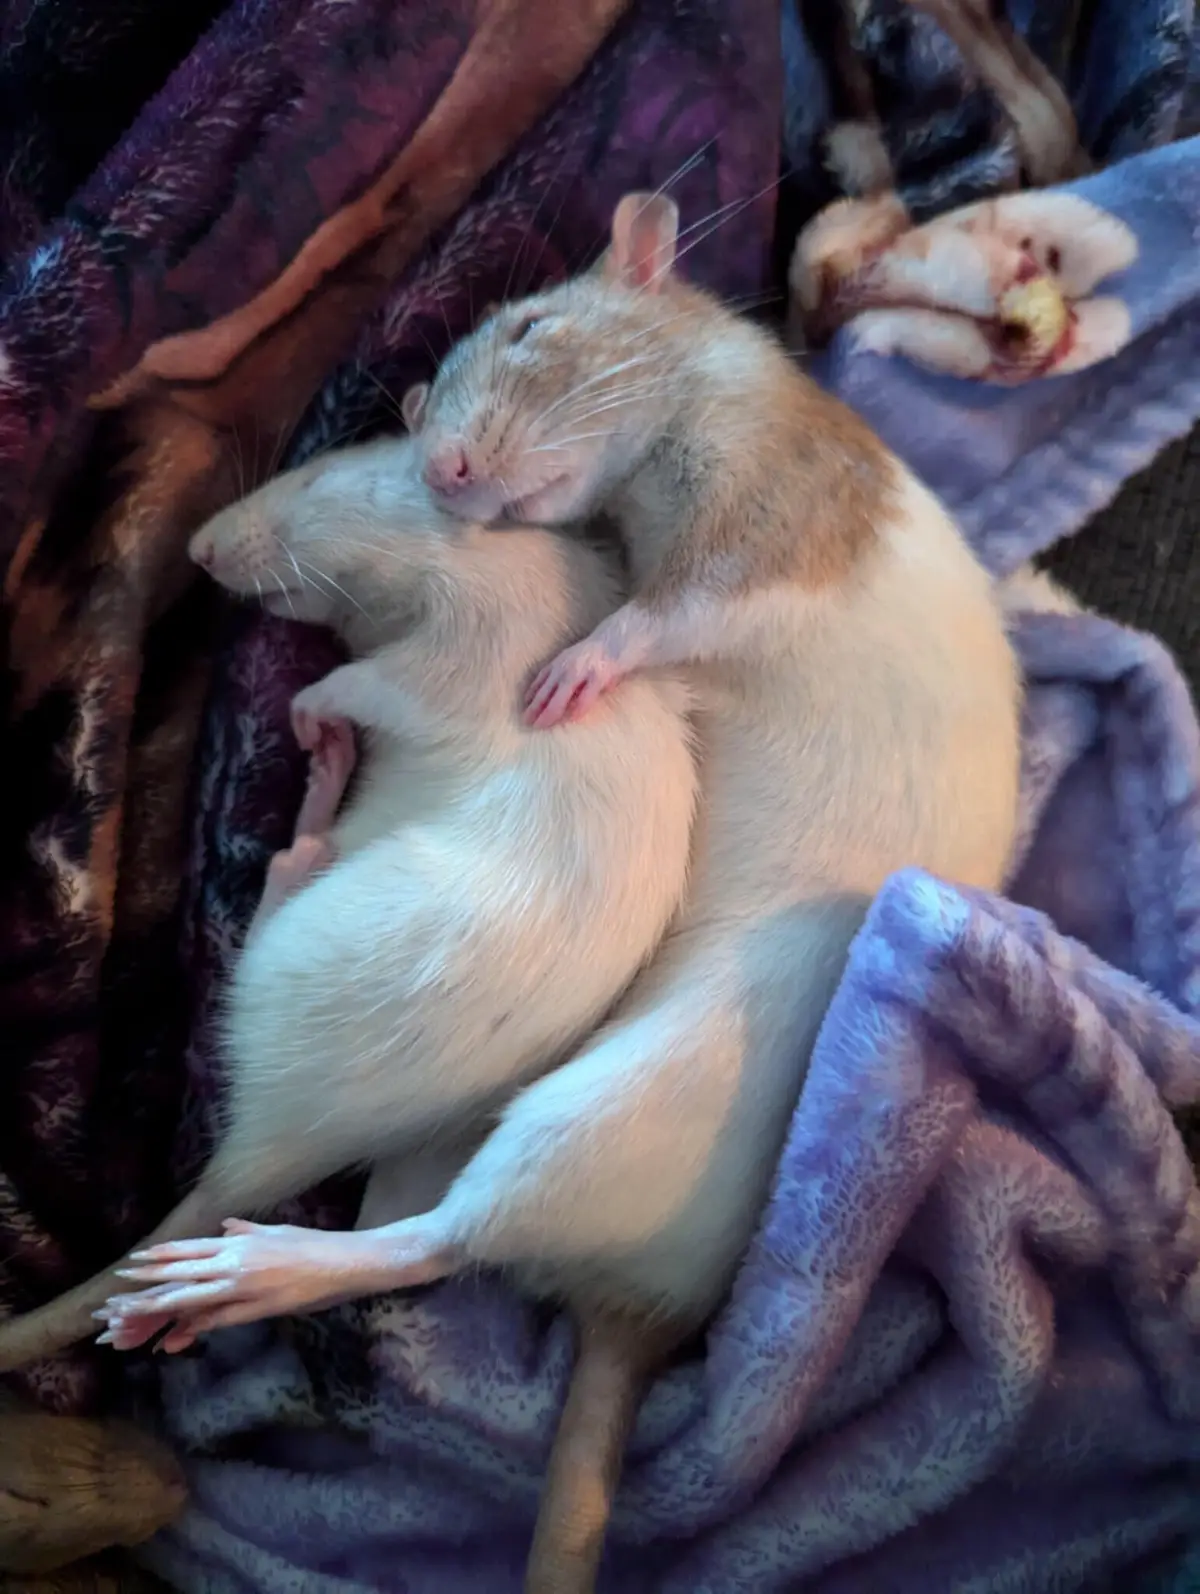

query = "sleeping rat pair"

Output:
[[0, 193, 1020, 1594]]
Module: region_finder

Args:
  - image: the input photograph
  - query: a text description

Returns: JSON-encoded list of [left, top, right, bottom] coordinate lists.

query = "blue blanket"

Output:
[[1, 0, 1198, 1589]]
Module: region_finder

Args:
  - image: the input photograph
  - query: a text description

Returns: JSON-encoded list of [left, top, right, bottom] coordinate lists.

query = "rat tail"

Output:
[[0, 1187, 222, 1373], [525, 1310, 663, 1594]]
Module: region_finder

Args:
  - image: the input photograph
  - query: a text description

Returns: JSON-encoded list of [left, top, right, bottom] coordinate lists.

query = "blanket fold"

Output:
[[2, 0, 1200, 1589]]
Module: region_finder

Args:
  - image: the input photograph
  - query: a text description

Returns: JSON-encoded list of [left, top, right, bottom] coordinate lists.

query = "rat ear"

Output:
[[480, 300, 501, 322], [605, 193, 679, 293], [401, 382, 429, 433]]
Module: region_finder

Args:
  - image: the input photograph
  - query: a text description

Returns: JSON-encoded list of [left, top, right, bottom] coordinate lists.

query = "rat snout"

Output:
[[422, 444, 474, 498], [189, 529, 217, 570], [187, 515, 268, 596]]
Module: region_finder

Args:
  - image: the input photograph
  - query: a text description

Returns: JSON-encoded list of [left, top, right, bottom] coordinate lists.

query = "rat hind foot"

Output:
[[96, 1215, 459, 1353]]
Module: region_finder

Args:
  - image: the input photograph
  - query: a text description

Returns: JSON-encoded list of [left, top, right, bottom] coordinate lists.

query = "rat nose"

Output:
[[423, 446, 474, 496], [189, 532, 216, 570]]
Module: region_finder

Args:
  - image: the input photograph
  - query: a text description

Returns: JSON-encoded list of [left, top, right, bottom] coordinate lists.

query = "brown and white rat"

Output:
[[98, 196, 1021, 1594], [0, 433, 698, 1367]]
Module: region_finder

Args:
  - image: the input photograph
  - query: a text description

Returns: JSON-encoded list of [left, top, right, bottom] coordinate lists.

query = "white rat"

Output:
[[100, 196, 1021, 1594], [0, 433, 698, 1369]]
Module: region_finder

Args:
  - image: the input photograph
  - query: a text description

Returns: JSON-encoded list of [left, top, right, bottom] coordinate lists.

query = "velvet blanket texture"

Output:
[[2, 0, 1200, 1589]]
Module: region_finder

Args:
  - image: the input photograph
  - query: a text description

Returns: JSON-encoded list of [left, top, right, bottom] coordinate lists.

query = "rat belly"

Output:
[[221, 818, 677, 1171]]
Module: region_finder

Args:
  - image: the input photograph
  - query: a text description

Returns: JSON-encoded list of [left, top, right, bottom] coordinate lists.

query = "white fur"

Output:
[[0, 439, 698, 1367], [218, 549, 699, 1199], [432, 465, 1020, 1315]]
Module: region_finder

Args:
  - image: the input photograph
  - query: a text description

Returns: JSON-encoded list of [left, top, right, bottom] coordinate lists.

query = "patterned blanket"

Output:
[[1, 0, 1199, 1589]]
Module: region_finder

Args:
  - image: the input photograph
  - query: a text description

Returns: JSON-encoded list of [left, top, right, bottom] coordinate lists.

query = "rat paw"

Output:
[[289, 695, 354, 763], [524, 642, 622, 729], [96, 1305, 193, 1354], [289, 698, 356, 835], [103, 1220, 390, 1339]]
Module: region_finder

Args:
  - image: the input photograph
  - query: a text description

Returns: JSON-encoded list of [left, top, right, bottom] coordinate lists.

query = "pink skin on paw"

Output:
[[95, 1217, 455, 1353], [524, 642, 624, 729], [291, 711, 356, 839]]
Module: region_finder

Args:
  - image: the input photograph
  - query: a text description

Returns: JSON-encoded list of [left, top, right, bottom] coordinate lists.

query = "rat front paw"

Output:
[[289, 689, 351, 755], [524, 642, 623, 729]]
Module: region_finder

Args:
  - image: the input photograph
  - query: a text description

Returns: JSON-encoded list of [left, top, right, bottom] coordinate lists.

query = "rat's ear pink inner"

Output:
[[606, 193, 679, 293], [402, 382, 429, 433]]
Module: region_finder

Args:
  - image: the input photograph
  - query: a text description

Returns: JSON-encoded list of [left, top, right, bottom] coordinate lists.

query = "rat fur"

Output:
[[398, 192, 1021, 1591], [98, 194, 1021, 1594], [0, 434, 698, 1370]]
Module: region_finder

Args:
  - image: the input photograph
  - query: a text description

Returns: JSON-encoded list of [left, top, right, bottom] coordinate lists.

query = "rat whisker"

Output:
[[649, 171, 787, 287], [525, 354, 664, 432], [362, 366, 410, 430], [527, 429, 619, 452], [277, 540, 312, 598], [292, 556, 373, 622], [644, 141, 718, 211], [573, 140, 718, 272], [550, 384, 672, 427], [268, 568, 298, 619], [506, 129, 581, 303]]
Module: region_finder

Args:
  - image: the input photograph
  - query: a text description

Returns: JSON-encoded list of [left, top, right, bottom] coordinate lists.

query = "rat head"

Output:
[[410, 192, 692, 526], [188, 436, 457, 640]]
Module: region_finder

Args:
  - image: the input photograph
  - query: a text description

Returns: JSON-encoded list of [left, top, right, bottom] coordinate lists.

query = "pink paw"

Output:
[[524, 643, 622, 729], [290, 700, 351, 760], [96, 1220, 386, 1350]]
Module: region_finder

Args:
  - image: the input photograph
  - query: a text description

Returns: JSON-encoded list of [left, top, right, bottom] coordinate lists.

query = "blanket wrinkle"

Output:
[[2, 0, 1200, 1591]]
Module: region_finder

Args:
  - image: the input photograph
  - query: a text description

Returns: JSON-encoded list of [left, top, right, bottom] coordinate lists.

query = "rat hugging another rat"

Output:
[[0, 435, 698, 1365], [100, 194, 1019, 1592], [0, 193, 1021, 1594]]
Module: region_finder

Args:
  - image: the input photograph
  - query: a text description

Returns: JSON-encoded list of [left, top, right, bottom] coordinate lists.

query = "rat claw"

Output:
[[525, 665, 552, 707]]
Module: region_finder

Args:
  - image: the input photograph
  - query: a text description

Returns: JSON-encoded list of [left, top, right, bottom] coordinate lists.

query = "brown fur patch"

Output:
[[639, 285, 893, 607]]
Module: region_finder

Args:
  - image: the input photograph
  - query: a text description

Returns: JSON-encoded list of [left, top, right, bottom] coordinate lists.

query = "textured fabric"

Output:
[[809, 138, 1200, 578], [0, 0, 1198, 1591]]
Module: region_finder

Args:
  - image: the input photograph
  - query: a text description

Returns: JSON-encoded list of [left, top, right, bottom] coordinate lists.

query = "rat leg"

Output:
[[525, 635, 631, 728], [97, 1215, 459, 1352], [291, 713, 357, 837], [525, 596, 710, 728], [247, 713, 358, 934], [291, 654, 441, 743], [525, 584, 773, 729]]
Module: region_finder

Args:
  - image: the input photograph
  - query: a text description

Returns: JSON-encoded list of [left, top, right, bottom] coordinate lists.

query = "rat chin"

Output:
[[503, 472, 591, 526]]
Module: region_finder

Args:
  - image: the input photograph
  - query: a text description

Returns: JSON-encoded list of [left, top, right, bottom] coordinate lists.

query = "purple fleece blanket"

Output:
[[0, 0, 1199, 1590]]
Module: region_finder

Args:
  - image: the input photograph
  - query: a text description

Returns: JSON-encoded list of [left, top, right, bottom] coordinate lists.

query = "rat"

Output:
[[0, 431, 698, 1370], [96, 194, 1021, 1594], [0, 1389, 186, 1576]]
